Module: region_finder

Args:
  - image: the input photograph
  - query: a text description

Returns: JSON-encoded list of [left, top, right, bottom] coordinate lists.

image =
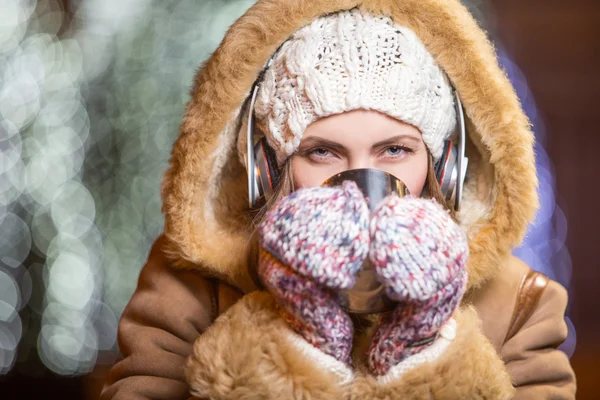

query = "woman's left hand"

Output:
[[367, 196, 469, 376], [258, 181, 371, 365]]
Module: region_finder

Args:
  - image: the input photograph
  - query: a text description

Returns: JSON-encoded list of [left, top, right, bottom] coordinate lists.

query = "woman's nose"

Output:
[[347, 156, 374, 171]]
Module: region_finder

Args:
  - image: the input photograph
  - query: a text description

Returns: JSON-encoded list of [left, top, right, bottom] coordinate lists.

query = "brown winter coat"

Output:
[[101, 0, 576, 398], [101, 237, 574, 399]]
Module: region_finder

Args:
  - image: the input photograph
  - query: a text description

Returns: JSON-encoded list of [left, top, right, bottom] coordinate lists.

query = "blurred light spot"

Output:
[[16, 34, 52, 83], [25, 148, 70, 204], [553, 205, 568, 248], [26, 263, 45, 315], [535, 166, 556, 225], [0, 213, 32, 268], [39, 324, 98, 375], [143, 192, 163, 238], [0, 71, 41, 130], [19, 135, 43, 159], [51, 181, 95, 238], [37, 10, 64, 37], [0, 327, 18, 374], [45, 234, 93, 265], [0, 309, 22, 375], [18, 265, 33, 311], [31, 205, 57, 255], [37, 90, 83, 127], [0, 0, 36, 53], [75, 33, 114, 81], [59, 39, 84, 81], [94, 302, 118, 351], [47, 252, 95, 310], [0, 159, 25, 208], [43, 301, 87, 329], [0, 269, 20, 321], [49, 126, 85, 157], [0, 120, 22, 173]]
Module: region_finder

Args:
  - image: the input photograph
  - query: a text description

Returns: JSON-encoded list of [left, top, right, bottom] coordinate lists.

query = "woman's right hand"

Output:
[[258, 181, 370, 365]]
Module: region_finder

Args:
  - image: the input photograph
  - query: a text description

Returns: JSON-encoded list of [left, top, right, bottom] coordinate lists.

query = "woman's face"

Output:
[[291, 110, 429, 196]]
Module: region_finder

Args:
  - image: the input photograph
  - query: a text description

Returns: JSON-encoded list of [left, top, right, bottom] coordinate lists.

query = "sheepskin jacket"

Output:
[[101, 0, 576, 398]]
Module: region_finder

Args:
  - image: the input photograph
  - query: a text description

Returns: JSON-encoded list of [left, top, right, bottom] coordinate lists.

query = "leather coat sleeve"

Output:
[[501, 279, 577, 399], [100, 235, 215, 400]]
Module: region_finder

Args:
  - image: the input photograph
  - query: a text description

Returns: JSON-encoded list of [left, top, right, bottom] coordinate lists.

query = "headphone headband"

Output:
[[449, 91, 468, 211], [246, 83, 261, 206]]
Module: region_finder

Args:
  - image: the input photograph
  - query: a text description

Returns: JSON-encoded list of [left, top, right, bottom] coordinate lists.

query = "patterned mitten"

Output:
[[367, 196, 469, 376], [258, 181, 370, 365]]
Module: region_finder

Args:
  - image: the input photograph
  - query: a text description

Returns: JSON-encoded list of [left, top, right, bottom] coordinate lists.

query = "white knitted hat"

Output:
[[254, 8, 456, 164]]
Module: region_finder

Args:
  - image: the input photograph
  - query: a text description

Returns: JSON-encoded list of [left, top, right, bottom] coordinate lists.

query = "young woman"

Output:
[[101, 1, 576, 399]]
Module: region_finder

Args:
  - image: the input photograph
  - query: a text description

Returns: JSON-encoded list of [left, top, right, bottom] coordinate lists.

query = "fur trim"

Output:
[[185, 291, 352, 400], [349, 307, 515, 399], [161, 0, 538, 291]]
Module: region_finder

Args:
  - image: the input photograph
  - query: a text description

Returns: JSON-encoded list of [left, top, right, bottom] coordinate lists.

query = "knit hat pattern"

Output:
[[255, 8, 457, 164]]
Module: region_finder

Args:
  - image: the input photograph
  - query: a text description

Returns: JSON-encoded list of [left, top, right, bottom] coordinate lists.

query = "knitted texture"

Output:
[[259, 181, 370, 289], [367, 196, 469, 376], [259, 251, 355, 364], [258, 181, 370, 363], [254, 8, 456, 165]]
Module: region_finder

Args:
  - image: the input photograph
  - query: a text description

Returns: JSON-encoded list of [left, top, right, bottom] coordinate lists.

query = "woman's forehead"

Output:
[[301, 110, 423, 147]]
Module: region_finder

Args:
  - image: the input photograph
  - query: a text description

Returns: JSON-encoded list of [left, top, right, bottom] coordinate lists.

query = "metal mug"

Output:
[[321, 169, 410, 314]]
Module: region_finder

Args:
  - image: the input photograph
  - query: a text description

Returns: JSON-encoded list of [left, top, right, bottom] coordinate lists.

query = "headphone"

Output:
[[245, 59, 469, 211]]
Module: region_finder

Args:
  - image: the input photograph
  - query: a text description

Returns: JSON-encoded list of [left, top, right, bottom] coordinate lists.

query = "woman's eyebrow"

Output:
[[299, 134, 421, 149], [372, 135, 421, 147], [298, 137, 346, 150]]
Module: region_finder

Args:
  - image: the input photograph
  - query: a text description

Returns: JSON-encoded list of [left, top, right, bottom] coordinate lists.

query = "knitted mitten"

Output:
[[258, 181, 370, 364], [367, 196, 469, 376]]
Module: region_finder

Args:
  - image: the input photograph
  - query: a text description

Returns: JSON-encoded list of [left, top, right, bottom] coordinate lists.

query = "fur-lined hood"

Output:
[[160, 0, 538, 293]]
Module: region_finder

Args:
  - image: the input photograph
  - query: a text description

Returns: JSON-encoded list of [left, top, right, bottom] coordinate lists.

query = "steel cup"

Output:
[[321, 169, 410, 314]]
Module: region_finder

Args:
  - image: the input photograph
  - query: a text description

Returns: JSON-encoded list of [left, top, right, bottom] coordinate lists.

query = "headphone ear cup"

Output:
[[436, 139, 460, 204], [262, 138, 280, 189], [435, 140, 453, 185], [253, 137, 280, 201]]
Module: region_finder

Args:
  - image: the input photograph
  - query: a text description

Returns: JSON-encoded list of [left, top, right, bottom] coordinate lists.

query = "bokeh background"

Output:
[[0, 0, 598, 398]]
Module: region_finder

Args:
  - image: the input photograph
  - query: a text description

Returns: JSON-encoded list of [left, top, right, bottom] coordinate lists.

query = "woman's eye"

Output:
[[386, 146, 403, 155], [304, 147, 339, 164], [385, 146, 411, 157], [310, 148, 332, 157]]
